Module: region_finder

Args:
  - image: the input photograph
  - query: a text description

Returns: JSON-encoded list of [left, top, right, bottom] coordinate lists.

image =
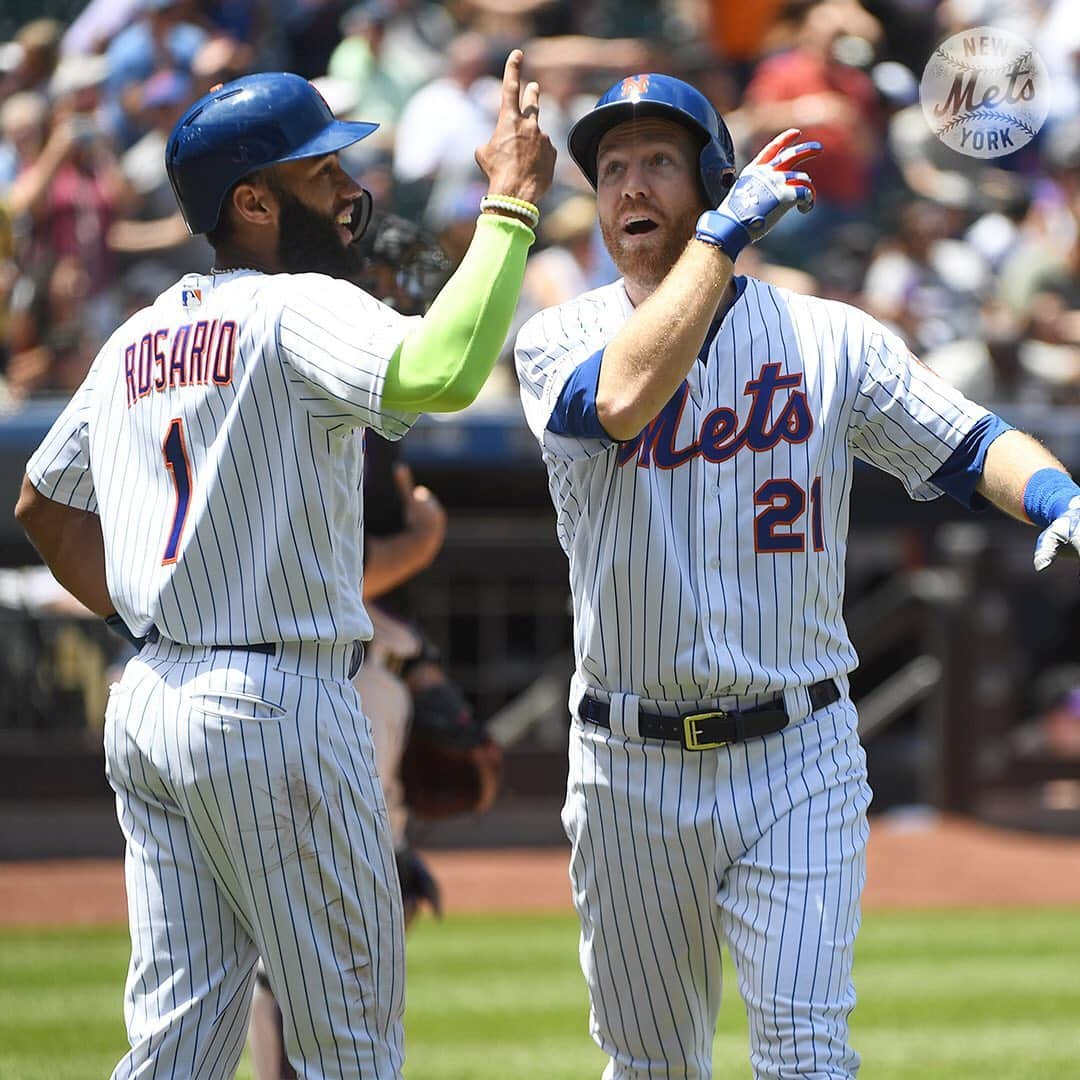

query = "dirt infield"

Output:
[[3, 815, 1080, 927]]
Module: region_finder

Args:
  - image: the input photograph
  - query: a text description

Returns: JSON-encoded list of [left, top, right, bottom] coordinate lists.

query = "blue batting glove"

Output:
[[695, 128, 822, 261]]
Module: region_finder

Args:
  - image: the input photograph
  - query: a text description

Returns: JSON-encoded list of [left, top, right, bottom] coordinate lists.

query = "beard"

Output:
[[600, 202, 702, 292], [275, 187, 359, 279]]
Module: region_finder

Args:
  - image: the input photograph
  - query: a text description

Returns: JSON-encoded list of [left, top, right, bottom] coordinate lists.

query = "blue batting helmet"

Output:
[[567, 74, 736, 206], [166, 72, 379, 235]]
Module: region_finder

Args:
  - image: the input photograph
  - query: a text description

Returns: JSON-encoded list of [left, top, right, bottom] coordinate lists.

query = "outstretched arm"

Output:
[[976, 430, 1080, 570]]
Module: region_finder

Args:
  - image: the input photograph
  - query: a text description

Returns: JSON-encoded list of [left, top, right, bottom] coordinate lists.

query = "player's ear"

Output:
[[231, 174, 277, 229]]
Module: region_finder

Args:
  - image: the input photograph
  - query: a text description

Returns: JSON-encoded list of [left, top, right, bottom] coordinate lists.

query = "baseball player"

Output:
[[15, 53, 553, 1079], [515, 73, 1080, 1079]]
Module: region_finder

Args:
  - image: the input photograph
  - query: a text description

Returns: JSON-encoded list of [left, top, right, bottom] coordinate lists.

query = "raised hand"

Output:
[[474, 49, 556, 207], [694, 128, 822, 261]]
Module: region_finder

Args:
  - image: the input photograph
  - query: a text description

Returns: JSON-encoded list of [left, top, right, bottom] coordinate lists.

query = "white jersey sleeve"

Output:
[[845, 311, 989, 501], [515, 286, 628, 462], [275, 274, 420, 440], [25, 351, 102, 511]]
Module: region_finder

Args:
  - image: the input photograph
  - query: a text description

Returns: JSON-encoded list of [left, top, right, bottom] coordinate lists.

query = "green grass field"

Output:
[[2, 908, 1078, 1079]]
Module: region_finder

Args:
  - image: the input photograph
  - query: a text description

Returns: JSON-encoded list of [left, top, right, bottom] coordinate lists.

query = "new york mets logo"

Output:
[[616, 363, 813, 469], [620, 74, 650, 101]]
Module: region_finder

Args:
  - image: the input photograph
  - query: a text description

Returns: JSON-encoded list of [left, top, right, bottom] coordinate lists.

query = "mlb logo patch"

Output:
[[182, 286, 202, 308], [620, 75, 650, 102]]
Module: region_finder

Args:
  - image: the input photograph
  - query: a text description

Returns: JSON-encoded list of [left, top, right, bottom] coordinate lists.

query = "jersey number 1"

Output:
[[162, 418, 192, 565]]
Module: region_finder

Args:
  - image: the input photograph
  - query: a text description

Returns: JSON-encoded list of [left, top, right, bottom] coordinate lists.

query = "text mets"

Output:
[[617, 364, 813, 468]]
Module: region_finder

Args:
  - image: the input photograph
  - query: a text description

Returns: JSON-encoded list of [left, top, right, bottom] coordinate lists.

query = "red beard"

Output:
[[599, 202, 702, 291]]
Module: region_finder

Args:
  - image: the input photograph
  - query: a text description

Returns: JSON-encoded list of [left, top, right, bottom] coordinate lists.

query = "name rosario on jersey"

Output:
[[617, 362, 812, 469], [123, 319, 238, 408]]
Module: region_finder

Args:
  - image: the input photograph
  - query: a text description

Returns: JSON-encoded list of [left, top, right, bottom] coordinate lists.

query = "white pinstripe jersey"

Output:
[[26, 268, 419, 645], [516, 275, 988, 705]]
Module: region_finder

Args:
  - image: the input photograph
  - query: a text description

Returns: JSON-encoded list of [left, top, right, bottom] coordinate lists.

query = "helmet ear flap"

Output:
[[349, 188, 373, 243], [699, 141, 737, 207]]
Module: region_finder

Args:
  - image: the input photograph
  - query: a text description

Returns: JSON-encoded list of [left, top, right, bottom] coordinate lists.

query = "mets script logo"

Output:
[[617, 363, 813, 469], [919, 25, 1049, 159], [620, 74, 650, 102]]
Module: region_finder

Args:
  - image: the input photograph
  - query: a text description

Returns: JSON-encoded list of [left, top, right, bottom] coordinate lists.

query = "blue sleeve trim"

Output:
[[1023, 467, 1080, 528], [547, 349, 610, 440], [929, 413, 1013, 508]]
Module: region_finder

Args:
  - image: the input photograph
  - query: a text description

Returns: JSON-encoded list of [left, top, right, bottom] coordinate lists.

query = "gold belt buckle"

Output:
[[682, 711, 729, 751]]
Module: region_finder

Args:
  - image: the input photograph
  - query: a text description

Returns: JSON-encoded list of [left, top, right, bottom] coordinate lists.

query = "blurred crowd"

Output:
[[0, 0, 1078, 405]]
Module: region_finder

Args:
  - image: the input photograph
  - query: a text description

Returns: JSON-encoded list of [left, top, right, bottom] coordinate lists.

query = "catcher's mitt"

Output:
[[349, 211, 451, 315], [400, 674, 503, 820]]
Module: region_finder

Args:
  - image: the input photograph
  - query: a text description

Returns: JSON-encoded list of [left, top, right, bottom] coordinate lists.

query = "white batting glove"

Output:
[[694, 128, 821, 260], [1033, 495, 1080, 572]]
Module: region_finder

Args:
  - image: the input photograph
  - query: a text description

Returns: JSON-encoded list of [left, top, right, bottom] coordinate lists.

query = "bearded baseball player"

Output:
[[15, 53, 553, 1079], [515, 73, 1080, 1079]]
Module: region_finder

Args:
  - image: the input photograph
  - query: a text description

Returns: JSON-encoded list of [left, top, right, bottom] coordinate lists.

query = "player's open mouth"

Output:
[[336, 206, 357, 246], [623, 216, 659, 236]]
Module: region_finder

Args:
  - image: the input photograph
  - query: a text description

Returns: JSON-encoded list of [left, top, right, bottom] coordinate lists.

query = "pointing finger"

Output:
[[501, 49, 523, 115]]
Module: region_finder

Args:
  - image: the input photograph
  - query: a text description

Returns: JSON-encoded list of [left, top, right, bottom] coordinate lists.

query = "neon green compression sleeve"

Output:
[[381, 212, 535, 413]]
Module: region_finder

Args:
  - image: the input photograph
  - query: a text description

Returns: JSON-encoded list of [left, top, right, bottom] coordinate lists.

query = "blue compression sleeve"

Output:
[[929, 413, 1013, 508], [547, 349, 609, 439]]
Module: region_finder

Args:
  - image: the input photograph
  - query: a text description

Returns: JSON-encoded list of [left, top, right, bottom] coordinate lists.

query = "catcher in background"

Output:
[[358, 428, 504, 907], [353, 215, 501, 898], [248, 214, 503, 1080]]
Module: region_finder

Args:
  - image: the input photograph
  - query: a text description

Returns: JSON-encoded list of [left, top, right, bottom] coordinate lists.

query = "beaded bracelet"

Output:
[[479, 194, 540, 229]]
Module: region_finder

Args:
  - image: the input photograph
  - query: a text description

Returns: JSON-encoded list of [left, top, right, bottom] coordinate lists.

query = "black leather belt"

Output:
[[145, 627, 276, 654], [143, 630, 363, 677], [211, 641, 276, 655], [579, 678, 840, 751]]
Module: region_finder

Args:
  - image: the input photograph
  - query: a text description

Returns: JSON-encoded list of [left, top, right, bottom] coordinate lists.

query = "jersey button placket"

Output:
[[692, 430, 723, 688]]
